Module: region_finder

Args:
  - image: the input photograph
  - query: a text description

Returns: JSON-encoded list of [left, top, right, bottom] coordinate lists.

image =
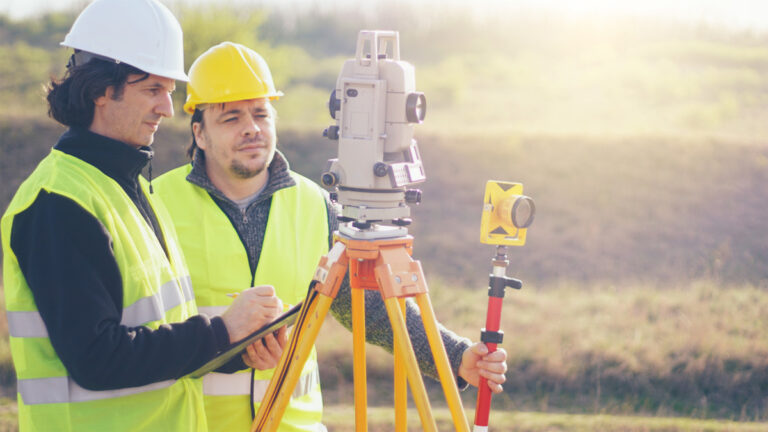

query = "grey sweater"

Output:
[[186, 150, 471, 385]]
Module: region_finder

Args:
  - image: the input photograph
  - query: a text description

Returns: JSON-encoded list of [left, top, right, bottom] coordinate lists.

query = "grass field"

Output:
[[0, 281, 765, 427], [0, 401, 764, 431], [313, 280, 768, 421], [323, 406, 768, 431]]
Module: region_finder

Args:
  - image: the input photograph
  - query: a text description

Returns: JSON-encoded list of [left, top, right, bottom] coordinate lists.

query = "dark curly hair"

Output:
[[46, 55, 149, 128]]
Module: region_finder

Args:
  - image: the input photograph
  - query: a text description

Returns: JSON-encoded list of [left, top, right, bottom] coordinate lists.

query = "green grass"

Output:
[[0, 281, 765, 424], [315, 281, 768, 421], [322, 406, 768, 431], [0, 399, 764, 432]]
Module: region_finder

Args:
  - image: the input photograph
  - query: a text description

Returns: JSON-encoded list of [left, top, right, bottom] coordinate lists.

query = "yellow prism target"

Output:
[[480, 180, 535, 246]]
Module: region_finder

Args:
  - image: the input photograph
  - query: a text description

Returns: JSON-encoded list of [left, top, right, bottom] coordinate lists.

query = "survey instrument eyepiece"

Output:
[[406, 92, 426, 123], [321, 30, 426, 237]]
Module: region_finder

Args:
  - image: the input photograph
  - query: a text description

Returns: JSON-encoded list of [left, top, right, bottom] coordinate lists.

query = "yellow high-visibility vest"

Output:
[[155, 164, 329, 432], [0, 150, 205, 432]]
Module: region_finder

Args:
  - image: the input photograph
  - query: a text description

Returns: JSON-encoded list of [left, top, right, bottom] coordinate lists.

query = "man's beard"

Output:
[[230, 159, 267, 179], [228, 136, 276, 179]]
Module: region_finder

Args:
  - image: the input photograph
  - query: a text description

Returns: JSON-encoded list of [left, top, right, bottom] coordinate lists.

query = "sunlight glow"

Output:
[[2, 0, 768, 32]]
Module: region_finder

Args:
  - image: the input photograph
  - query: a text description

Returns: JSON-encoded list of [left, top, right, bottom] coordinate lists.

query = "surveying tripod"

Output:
[[251, 227, 470, 431]]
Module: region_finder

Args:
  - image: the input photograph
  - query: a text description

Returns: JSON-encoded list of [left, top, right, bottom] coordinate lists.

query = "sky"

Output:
[[2, 0, 768, 33]]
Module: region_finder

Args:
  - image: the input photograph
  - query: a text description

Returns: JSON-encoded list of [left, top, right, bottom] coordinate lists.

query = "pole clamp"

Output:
[[488, 275, 522, 298], [480, 329, 504, 344]]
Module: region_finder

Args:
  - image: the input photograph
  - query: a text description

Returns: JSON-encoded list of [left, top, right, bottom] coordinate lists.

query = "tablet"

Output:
[[188, 302, 303, 378]]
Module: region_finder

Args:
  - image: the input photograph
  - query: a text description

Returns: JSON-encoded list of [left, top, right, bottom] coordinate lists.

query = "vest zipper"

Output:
[[241, 207, 255, 285]]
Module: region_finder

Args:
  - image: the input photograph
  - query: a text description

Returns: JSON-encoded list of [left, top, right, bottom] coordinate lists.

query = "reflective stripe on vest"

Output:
[[202, 366, 319, 400], [18, 376, 175, 405], [7, 276, 194, 338]]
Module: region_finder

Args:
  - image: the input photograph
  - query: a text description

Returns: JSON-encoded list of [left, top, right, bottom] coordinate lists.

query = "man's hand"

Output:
[[242, 326, 288, 370], [220, 285, 282, 343], [457, 342, 507, 393]]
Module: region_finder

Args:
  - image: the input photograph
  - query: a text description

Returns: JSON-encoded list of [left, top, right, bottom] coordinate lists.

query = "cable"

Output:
[[253, 284, 319, 430], [250, 367, 256, 420]]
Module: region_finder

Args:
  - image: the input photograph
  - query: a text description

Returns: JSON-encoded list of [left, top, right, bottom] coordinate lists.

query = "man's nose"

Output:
[[243, 117, 261, 136], [156, 92, 174, 118]]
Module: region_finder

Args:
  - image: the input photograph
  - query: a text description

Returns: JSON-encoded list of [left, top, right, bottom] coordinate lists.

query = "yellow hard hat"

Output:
[[184, 41, 283, 114]]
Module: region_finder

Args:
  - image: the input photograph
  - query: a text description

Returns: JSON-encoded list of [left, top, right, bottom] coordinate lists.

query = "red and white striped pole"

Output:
[[473, 246, 521, 432]]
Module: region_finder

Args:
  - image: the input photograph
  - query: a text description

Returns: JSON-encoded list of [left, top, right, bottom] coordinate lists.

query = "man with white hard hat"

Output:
[[0, 1, 280, 430]]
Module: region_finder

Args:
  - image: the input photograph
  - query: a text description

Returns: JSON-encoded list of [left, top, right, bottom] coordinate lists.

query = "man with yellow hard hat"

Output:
[[155, 41, 508, 431]]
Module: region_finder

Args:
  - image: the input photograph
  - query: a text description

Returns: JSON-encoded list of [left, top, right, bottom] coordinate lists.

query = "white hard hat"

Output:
[[61, 0, 188, 82]]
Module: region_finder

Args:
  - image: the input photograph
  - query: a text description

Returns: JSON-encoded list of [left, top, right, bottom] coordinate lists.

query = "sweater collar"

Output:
[[54, 127, 153, 186], [186, 149, 296, 206]]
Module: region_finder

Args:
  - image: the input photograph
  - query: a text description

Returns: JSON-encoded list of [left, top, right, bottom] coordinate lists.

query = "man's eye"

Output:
[[224, 117, 238, 123]]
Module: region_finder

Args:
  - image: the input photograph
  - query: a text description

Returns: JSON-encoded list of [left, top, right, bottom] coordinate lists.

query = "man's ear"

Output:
[[94, 86, 114, 107], [192, 121, 207, 150]]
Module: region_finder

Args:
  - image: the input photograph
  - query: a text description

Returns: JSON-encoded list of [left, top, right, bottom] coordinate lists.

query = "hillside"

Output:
[[2, 118, 766, 287]]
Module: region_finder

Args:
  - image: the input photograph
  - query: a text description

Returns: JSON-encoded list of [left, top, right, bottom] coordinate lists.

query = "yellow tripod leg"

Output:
[[383, 297, 438, 432], [351, 287, 368, 431], [252, 293, 334, 432], [394, 297, 408, 431], [252, 241, 349, 431], [415, 293, 471, 432]]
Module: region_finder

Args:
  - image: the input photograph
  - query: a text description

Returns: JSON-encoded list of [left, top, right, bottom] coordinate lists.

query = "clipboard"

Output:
[[188, 302, 303, 378]]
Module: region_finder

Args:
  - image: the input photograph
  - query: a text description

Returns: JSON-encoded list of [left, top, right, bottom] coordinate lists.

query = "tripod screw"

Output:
[[373, 162, 389, 177], [392, 218, 412, 226], [328, 89, 341, 119], [323, 126, 340, 140]]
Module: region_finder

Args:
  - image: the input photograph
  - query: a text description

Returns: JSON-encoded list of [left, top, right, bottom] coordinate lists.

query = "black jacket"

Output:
[[8, 128, 239, 390]]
